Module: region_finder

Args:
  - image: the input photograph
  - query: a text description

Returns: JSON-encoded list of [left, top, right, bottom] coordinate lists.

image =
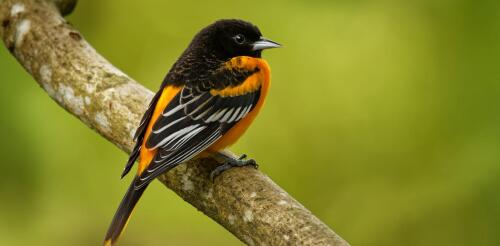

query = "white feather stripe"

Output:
[[151, 124, 199, 149], [157, 129, 221, 168], [205, 110, 218, 122], [167, 129, 220, 165], [228, 106, 242, 122], [220, 108, 235, 122], [214, 108, 229, 121], [158, 149, 171, 159], [244, 105, 253, 116], [152, 116, 187, 134], [162, 94, 201, 116], [236, 106, 250, 121], [206, 108, 228, 122], [170, 125, 207, 150], [185, 94, 203, 105], [189, 94, 214, 114], [192, 106, 212, 120], [162, 104, 183, 116]]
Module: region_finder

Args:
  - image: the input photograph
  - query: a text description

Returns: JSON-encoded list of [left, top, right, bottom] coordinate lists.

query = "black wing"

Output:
[[133, 85, 261, 189]]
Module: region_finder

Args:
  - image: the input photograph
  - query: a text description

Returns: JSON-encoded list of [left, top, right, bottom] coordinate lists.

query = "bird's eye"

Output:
[[233, 34, 246, 44]]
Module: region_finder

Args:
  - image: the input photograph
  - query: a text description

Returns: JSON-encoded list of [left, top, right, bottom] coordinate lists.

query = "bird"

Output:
[[103, 19, 280, 245]]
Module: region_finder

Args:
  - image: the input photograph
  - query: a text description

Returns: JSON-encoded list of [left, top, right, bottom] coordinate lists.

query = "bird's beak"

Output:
[[252, 37, 281, 51]]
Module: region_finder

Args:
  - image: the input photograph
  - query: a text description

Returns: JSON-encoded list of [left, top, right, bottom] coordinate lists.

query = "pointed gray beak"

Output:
[[252, 37, 281, 51]]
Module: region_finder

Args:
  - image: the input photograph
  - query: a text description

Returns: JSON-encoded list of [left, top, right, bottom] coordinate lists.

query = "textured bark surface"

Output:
[[0, 0, 349, 245]]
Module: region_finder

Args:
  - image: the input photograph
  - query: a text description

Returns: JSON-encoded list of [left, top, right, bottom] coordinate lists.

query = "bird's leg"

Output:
[[210, 151, 258, 180]]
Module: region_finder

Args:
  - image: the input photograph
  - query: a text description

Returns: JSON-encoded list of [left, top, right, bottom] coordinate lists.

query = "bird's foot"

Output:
[[210, 153, 258, 181]]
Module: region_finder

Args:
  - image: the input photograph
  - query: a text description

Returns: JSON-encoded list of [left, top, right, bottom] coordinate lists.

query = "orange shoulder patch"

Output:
[[210, 56, 270, 97]]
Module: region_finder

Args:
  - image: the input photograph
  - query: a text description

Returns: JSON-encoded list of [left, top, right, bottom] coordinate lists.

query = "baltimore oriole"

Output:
[[103, 19, 280, 245]]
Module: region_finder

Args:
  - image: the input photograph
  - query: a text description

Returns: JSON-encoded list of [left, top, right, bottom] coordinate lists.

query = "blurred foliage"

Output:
[[1, 0, 500, 245]]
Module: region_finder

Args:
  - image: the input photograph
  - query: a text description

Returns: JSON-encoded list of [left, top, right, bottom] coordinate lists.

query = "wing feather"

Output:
[[121, 88, 164, 178]]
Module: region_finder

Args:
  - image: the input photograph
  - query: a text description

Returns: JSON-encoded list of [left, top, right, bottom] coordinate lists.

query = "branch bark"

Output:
[[0, 0, 349, 245]]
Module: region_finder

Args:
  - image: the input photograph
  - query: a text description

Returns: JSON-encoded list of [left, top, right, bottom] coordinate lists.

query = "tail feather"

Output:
[[103, 177, 148, 246]]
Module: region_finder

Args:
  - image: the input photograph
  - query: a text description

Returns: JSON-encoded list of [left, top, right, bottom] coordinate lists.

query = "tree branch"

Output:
[[0, 0, 349, 245]]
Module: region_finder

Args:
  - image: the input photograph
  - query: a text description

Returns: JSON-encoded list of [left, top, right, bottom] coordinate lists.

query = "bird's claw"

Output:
[[210, 153, 258, 181]]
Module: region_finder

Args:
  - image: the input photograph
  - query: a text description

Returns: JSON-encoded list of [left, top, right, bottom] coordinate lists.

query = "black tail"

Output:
[[103, 177, 148, 246]]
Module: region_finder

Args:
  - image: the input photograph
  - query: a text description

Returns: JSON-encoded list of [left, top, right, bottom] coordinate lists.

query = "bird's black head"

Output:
[[164, 19, 280, 86], [188, 19, 281, 60]]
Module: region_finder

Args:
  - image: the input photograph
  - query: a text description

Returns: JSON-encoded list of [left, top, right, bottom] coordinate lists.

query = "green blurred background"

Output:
[[1, 0, 500, 245]]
